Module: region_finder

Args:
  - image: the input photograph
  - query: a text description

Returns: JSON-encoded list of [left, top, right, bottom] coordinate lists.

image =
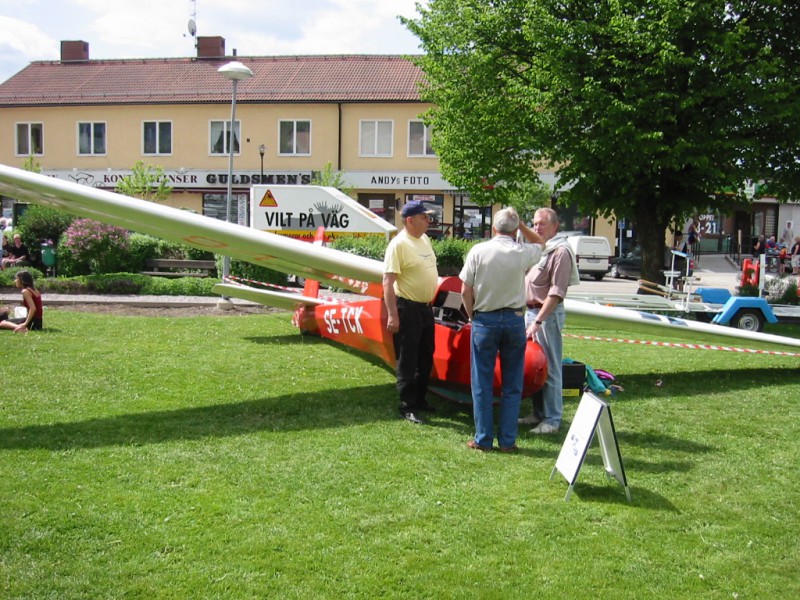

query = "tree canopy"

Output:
[[405, 0, 800, 280]]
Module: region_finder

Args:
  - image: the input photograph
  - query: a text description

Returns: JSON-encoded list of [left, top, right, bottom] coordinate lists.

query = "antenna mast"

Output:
[[187, 0, 198, 46]]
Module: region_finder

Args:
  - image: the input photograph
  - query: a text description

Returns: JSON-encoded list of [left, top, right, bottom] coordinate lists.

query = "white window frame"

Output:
[[209, 120, 242, 156], [143, 121, 173, 156], [359, 120, 393, 157], [15, 122, 44, 156], [408, 120, 436, 157], [278, 120, 312, 156], [77, 121, 107, 155]]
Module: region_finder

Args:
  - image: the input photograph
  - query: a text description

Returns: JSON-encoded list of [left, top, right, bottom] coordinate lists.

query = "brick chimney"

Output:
[[61, 40, 89, 62], [197, 36, 226, 59]]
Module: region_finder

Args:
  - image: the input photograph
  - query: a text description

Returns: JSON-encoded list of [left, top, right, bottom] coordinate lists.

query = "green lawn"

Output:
[[1, 309, 798, 599]]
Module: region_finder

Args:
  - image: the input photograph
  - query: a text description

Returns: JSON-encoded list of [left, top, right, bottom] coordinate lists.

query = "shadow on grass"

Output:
[[616, 430, 715, 454], [593, 367, 800, 402], [0, 384, 402, 451], [246, 334, 394, 372], [580, 451, 696, 478], [570, 482, 679, 511]]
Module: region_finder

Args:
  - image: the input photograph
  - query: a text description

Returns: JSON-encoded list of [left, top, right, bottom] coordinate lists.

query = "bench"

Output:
[[141, 258, 217, 278]]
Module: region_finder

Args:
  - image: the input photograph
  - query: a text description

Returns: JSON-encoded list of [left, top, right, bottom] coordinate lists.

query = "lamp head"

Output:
[[259, 144, 266, 157], [218, 61, 254, 81]]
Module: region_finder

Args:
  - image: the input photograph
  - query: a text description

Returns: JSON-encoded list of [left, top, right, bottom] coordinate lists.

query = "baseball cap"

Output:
[[401, 200, 436, 218]]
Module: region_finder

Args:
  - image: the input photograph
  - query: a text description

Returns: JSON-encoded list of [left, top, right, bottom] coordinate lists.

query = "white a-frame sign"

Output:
[[551, 391, 631, 502]]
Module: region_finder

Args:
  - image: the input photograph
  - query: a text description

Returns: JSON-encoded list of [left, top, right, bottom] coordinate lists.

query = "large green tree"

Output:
[[405, 0, 800, 281]]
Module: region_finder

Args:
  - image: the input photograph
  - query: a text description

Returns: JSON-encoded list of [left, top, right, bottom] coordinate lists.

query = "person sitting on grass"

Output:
[[0, 270, 43, 333], [1, 234, 29, 270]]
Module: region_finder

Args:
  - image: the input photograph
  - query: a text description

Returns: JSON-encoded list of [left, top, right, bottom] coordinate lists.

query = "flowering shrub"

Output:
[[57, 219, 131, 276]]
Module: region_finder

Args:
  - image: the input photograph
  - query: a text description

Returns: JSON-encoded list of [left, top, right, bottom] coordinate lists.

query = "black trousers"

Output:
[[393, 297, 435, 413]]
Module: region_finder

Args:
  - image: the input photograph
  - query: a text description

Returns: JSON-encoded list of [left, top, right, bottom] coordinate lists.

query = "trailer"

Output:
[[568, 280, 800, 333]]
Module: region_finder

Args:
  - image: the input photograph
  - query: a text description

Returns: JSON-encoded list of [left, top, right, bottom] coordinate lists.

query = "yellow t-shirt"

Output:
[[383, 230, 438, 303]]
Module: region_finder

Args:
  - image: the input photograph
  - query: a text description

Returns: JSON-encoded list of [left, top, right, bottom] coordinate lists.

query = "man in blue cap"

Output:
[[383, 200, 439, 424]]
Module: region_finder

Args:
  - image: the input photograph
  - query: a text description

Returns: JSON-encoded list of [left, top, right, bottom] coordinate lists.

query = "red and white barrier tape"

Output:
[[564, 333, 800, 357], [225, 275, 297, 293]]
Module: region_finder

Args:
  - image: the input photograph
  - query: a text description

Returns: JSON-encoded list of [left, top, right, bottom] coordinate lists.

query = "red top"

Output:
[[22, 289, 43, 325]]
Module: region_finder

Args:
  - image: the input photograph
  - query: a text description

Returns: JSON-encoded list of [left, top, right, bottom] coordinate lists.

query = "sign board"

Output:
[[250, 185, 396, 242], [551, 391, 631, 502]]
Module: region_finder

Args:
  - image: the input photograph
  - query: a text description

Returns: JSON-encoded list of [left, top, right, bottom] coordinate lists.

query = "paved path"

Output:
[[0, 292, 262, 308], [0, 253, 743, 308], [572, 252, 742, 295]]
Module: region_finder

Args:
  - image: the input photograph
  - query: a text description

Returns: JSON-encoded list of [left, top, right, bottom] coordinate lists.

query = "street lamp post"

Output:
[[258, 144, 266, 180], [218, 60, 253, 287]]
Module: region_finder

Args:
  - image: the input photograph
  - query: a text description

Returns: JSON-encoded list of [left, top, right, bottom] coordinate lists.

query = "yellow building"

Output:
[[0, 37, 613, 245]]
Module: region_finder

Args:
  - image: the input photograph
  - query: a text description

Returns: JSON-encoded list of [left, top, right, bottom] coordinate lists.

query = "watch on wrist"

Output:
[[535, 320, 543, 325]]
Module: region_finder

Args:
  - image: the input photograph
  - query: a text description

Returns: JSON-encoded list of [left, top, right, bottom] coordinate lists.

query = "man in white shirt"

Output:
[[460, 207, 543, 451]]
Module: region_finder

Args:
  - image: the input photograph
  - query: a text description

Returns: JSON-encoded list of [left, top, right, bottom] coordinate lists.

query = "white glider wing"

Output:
[[0, 164, 384, 295], [3, 164, 800, 354], [564, 298, 800, 352], [212, 283, 329, 311]]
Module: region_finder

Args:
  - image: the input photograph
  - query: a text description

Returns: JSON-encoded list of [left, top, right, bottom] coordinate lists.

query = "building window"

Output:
[[16, 123, 43, 156], [210, 120, 241, 155], [279, 120, 311, 155], [202, 192, 248, 223], [78, 122, 106, 155], [408, 121, 435, 157], [360, 120, 393, 157], [143, 121, 172, 155]]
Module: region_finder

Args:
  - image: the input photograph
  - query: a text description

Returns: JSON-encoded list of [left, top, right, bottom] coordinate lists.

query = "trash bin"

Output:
[[41, 242, 56, 276]]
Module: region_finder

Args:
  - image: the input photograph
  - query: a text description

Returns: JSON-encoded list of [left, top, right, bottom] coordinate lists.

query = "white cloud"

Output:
[[0, 0, 426, 81], [0, 15, 58, 58]]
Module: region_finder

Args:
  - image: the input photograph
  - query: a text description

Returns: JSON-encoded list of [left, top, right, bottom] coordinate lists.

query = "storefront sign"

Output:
[[44, 169, 313, 190], [343, 171, 452, 190]]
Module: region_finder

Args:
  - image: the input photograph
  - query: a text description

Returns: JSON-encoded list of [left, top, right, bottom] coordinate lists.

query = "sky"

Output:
[[0, 0, 427, 83]]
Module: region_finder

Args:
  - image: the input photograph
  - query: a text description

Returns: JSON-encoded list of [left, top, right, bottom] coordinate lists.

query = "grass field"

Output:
[[1, 309, 798, 599]]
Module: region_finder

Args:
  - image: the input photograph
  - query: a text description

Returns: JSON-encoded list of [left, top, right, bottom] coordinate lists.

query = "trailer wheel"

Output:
[[731, 308, 765, 332]]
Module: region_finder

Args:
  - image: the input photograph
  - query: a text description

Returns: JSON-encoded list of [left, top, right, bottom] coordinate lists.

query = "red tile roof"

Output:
[[0, 55, 425, 107]]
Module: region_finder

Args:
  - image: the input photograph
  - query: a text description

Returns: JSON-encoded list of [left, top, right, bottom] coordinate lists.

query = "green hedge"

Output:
[[0, 234, 477, 296], [330, 234, 478, 274], [39, 273, 221, 296], [0, 266, 45, 288]]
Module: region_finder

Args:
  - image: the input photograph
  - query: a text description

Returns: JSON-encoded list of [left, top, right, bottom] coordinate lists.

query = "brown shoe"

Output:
[[467, 439, 492, 452], [499, 445, 519, 453]]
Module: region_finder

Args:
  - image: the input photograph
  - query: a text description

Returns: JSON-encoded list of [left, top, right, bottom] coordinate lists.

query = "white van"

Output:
[[565, 235, 613, 280]]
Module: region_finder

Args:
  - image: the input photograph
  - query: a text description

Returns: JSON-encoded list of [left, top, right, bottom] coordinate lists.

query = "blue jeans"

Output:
[[470, 308, 527, 449], [525, 305, 564, 428]]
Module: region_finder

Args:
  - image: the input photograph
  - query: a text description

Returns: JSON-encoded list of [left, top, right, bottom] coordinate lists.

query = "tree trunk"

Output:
[[633, 201, 671, 285]]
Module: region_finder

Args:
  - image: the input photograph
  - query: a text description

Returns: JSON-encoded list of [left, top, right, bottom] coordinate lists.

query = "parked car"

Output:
[[565, 235, 613, 281], [611, 246, 694, 280]]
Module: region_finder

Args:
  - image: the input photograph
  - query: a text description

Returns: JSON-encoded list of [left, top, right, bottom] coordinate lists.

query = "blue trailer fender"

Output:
[[712, 296, 778, 326], [695, 287, 732, 304]]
